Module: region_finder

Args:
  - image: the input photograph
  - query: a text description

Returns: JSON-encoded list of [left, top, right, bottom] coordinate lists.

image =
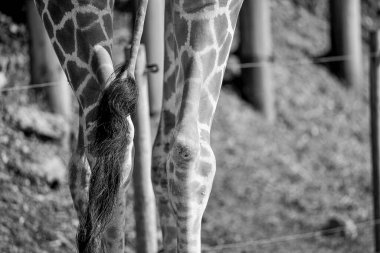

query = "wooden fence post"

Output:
[[240, 0, 275, 122], [141, 0, 164, 140], [329, 0, 362, 88], [26, 0, 71, 147], [370, 30, 380, 253], [132, 45, 158, 253]]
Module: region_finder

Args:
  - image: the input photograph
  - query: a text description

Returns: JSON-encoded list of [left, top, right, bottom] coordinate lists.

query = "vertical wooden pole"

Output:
[[141, 0, 164, 140], [132, 45, 158, 253], [240, 0, 275, 122], [329, 0, 362, 88], [26, 0, 71, 147], [370, 30, 380, 253]]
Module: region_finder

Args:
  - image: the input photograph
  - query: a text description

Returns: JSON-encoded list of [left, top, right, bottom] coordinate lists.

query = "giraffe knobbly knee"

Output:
[[171, 133, 200, 168]]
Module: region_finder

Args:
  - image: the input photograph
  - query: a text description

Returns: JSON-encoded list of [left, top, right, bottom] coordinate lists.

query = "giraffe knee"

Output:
[[171, 134, 200, 168]]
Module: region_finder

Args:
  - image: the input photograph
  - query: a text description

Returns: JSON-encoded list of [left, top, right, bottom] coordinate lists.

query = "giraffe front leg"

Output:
[[168, 123, 216, 253]]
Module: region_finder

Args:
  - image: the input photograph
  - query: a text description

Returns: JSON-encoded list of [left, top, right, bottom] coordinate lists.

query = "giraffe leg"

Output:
[[167, 104, 215, 253], [100, 117, 134, 253], [81, 46, 135, 253], [162, 1, 244, 252], [68, 117, 90, 220], [153, 127, 178, 253]]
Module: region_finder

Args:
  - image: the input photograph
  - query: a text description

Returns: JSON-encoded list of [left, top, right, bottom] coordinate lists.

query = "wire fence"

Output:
[[0, 51, 379, 93], [203, 218, 377, 252]]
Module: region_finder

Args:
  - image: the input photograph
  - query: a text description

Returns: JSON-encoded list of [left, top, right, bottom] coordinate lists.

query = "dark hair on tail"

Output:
[[77, 70, 138, 253]]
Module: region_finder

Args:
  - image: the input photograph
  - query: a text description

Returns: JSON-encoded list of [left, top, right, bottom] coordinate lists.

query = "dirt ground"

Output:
[[0, 0, 379, 252]]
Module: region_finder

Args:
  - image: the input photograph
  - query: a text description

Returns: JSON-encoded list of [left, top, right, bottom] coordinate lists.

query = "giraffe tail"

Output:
[[77, 70, 138, 253]]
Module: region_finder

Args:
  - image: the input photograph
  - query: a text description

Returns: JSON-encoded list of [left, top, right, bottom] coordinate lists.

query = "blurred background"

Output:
[[0, 0, 380, 252]]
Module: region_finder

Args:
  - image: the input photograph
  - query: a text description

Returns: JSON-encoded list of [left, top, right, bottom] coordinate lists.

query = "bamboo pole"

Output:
[[329, 0, 362, 88], [370, 30, 380, 253], [239, 0, 275, 122], [132, 45, 158, 253], [141, 0, 164, 140], [26, 0, 71, 147]]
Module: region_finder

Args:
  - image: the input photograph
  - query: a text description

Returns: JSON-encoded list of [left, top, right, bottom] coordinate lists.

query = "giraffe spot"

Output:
[[66, 61, 89, 91], [175, 170, 187, 181], [102, 14, 113, 40], [56, 19, 76, 55], [42, 13, 54, 39], [169, 179, 187, 198], [84, 106, 98, 129], [190, 19, 214, 52], [76, 24, 107, 63], [175, 202, 189, 213], [174, 15, 188, 48], [163, 75, 175, 101], [80, 77, 102, 107], [77, 0, 91, 5], [47, 0, 75, 25], [164, 142, 170, 153], [76, 12, 99, 29], [182, 0, 217, 13], [181, 52, 202, 82], [162, 110, 175, 136], [214, 14, 229, 47], [200, 48, 217, 81], [217, 33, 232, 66], [176, 214, 188, 222], [168, 161, 175, 173], [92, 0, 108, 10], [78, 0, 108, 9], [165, 226, 177, 240], [160, 178, 168, 188]]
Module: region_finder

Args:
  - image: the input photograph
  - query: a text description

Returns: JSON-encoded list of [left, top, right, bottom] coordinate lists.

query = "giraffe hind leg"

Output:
[[152, 128, 178, 253], [68, 121, 90, 221]]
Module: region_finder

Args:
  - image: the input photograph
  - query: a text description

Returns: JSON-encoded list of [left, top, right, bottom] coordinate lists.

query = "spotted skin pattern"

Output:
[[34, 0, 243, 252]]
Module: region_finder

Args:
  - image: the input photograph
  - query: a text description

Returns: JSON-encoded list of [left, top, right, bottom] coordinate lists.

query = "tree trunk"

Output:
[[140, 0, 164, 140], [240, 0, 275, 122], [329, 0, 362, 87], [132, 45, 158, 253], [26, 0, 71, 147]]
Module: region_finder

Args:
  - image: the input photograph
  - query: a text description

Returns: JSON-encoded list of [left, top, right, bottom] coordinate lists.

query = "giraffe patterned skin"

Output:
[[34, 0, 243, 252]]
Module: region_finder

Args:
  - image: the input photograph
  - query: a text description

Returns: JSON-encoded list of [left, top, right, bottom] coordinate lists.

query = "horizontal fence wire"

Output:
[[203, 218, 379, 252], [1, 51, 379, 93], [0, 81, 64, 92]]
